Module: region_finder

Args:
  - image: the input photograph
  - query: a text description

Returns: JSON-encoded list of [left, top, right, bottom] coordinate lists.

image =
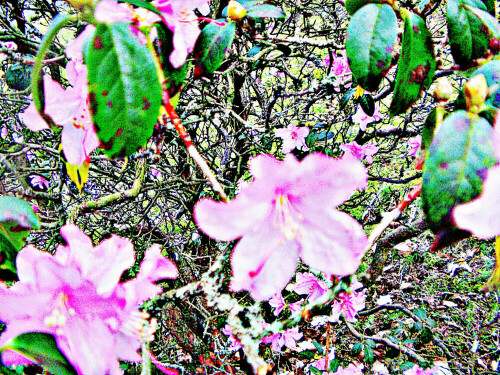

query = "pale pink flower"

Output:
[[341, 141, 378, 164], [404, 364, 443, 375], [454, 117, 500, 238], [408, 135, 422, 157], [29, 175, 50, 190], [352, 104, 382, 131], [261, 326, 303, 352], [0, 224, 178, 375], [324, 51, 351, 85], [0, 128, 7, 139], [330, 290, 366, 323], [19, 61, 98, 166], [221, 324, 242, 351], [291, 272, 329, 302], [152, 0, 211, 68], [269, 292, 303, 316], [194, 153, 368, 301], [275, 123, 310, 154]]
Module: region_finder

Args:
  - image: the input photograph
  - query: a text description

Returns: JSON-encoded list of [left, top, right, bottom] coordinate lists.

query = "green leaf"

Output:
[[86, 22, 162, 159], [352, 342, 363, 355], [1, 333, 77, 375], [419, 326, 433, 344], [309, 367, 322, 375], [471, 60, 500, 88], [447, 0, 500, 66], [364, 345, 374, 363], [344, 0, 383, 16], [245, 4, 285, 18], [0, 196, 40, 275], [359, 94, 375, 116], [328, 359, 340, 372], [193, 21, 236, 78], [422, 108, 451, 151], [339, 87, 357, 111], [311, 340, 324, 354], [401, 362, 416, 371], [365, 339, 377, 348], [346, 4, 398, 92], [482, 0, 496, 15], [422, 111, 498, 250], [389, 10, 436, 116]]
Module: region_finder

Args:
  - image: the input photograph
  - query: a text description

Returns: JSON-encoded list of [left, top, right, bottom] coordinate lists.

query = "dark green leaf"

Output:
[[482, 0, 496, 15], [447, 0, 500, 66], [364, 345, 374, 363], [389, 10, 436, 116], [422, 111, 498, 250], [117, 0, 164, 18], [5, 64, 32, 91], [86, 22, 162, 159], [309, 367, 322, 375], [0, 332, 77, 375], [339, 87, 357, 111], [422, 108, 450, 151], [419, 326, 433, 344], [328, 359, 340, 372], [413, 307, 427, 320], [246, 4, 285, 18], [311, 340, 324, 354], [344, 0, 382, 16], [359, 94, 375, 116], [0, 196, 40, 275], [193, 21, 236, 78], [155, 22, 188, 99], [352, 342, 363, 355], [365, 339, 377, 348], [346, 4, 398, 92]]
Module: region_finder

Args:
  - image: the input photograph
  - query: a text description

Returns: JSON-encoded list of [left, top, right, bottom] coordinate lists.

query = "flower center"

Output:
[[44, 293, 75, 335], [273, 194, 303, 241]]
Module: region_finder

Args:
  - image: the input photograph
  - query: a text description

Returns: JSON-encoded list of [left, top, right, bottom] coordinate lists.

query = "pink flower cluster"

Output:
[[341, 141, 378, 164], [275, 123, 310, 154], [291, 272, 329, 302], [261, 326, 303, 352], [194, 153, 368, 301], [403, 364, 444, 375], [324, 51, 351, 85], [454, 116, 500, 238], [221, 324, 242, 351], [0, 225, 177, 375], [269, 292, 302, 316], [330, 280, 366, 323]]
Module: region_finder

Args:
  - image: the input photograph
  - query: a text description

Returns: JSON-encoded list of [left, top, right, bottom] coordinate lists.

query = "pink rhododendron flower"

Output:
[[221, 324, 242, 351], [29, 175, 50, 190], [408, 135, 422, 157], [0, 224, 177, 375], [403, 364, 443, 375], [269, 292, 302, 316], [454, 117, 500, 238], [19, 60, 98, 166], [341, 141, 378, 164], [152, 0, 211, 68], [352, 104, 382, 131], [194, 153, 368, 301], [324, 51, 351, 84], [330, 290, 366, 323], [291, 272, 329, 302], [261, 326, 303, 352], [275, 123, 310, 154]]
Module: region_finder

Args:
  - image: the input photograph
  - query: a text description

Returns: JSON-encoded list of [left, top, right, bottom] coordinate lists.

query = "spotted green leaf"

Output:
[[447, 0, 500, 66], [346, 4, 398, 92], [0, 333, 77, 375], [389, 11, 436, 116], [0, 196, 40, 276], [86, 22, 162, 159], [193, 21, 236, 78], [422, 111, 497, 251]]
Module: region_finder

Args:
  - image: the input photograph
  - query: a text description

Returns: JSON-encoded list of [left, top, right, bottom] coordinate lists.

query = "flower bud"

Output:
[[433, 77, 453, 102], [465, 74, 488, 112], [227, 0, 247, 21]]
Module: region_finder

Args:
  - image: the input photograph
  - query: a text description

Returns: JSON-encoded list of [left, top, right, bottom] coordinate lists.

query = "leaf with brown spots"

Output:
[[389, 10, 436, 116], [422, 111, 498, 251], [86, 22, 162, 158], [0, 196, 40, 277]]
